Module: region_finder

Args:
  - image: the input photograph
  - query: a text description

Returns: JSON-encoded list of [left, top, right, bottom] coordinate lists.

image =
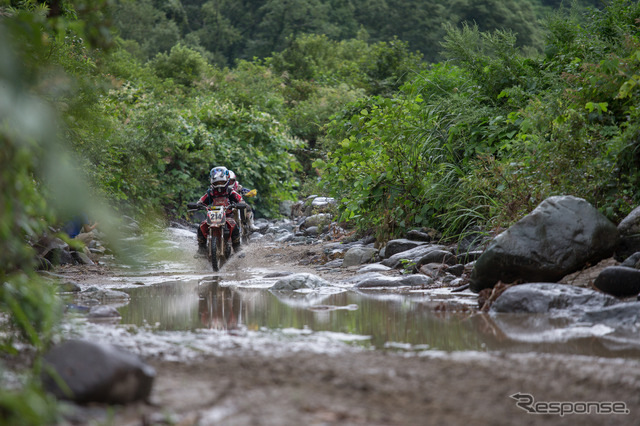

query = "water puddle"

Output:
[[109, 278, 640, 359]]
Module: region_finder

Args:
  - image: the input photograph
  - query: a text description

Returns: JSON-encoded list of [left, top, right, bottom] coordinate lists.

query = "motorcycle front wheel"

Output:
[[208, 234, 220, 271]]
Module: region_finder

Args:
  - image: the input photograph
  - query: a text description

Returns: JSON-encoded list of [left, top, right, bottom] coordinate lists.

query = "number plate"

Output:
[[207, 206, 225, 225]]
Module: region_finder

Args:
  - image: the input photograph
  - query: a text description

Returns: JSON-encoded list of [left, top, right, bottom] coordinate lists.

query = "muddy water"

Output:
[[115, 278, 640, 358], [87, 227, 640, 360]]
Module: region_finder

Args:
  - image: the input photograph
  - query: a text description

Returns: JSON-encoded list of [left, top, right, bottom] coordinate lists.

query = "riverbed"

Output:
[[56, 226, 640, 425]]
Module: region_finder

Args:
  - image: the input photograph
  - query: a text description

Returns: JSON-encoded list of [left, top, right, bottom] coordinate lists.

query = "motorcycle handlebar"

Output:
[[187, 202, 246, 211]]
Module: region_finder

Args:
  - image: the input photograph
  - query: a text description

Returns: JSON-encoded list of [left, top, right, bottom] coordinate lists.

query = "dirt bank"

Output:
[[110, 349, 640, 426]]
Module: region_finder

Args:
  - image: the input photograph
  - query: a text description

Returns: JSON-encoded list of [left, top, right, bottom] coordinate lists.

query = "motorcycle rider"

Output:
[[228, 170, 259, 232], [196, 166, 243, 255]]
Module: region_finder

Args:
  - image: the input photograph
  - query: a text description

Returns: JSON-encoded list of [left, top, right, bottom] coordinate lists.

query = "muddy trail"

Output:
[[51, 227, 640, 425]]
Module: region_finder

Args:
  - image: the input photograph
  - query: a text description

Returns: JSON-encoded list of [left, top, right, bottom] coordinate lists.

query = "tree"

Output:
[[246, 0, 331, 58], [111, 0, 181, 59]]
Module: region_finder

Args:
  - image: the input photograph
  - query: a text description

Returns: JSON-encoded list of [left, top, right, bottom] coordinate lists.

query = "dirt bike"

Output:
[[188, 200, 246, 271], [238, 188, 257, 244]]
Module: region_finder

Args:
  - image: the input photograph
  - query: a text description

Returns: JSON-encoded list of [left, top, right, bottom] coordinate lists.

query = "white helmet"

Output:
[[209, 166, 229, 190]]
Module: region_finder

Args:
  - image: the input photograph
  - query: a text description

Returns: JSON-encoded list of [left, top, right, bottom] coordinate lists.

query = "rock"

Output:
[[399, 274, 434, 287], [615, 235, 640, 262], [418, 263, 447, 280], [323, 259, 343, 268], [45, 247, 75, 266], [593, 266, 640, 298], [414, 250, 457, 270], [470, 196, 619, 292], [263, 271, 294, 278], [383, 239, 429, 258], [361, 235, 376, 245], [447, 264, 465, 277], [581, 302, 640, 328], [621, 252, 640, 269], [275, 231, 294, 243], [249, 232, 265, 242], [35, 236, 69, 257], [490, 283, 619, 314], [343, 247, 378, 267], [304, 226, 319, 236], [304, 214, 331, 228], [56, 281, 82, 293], [618, 205, 640, 235], [270, 273, 330, 291], [381, 244, 448, 269], [79, 288, 131, 302], [357, 263, 392, 273], [72, 250, 94, 265], [88, 305, 122, 319], [41, 339, 155, 404], [349, 273, 401, 288], [89, 246, 106, 255], [406, 230, 433, 242], [349, 272, 433, 288], [254, 218, 270, 228], [311, 197, 335, 208], [273, 219, 295, 232], [290, 201, 305, 219], [279, 200, 295, 217], [558, 257, 618, 288]]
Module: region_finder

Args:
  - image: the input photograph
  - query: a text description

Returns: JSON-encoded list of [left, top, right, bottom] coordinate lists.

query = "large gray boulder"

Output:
[[491, 283, 619, 314], [41, 339, 155, 404], [470, 196, 619, 292]]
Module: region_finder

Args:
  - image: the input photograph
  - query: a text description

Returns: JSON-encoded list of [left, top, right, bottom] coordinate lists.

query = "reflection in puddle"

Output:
[[116, 280, 640, 358]]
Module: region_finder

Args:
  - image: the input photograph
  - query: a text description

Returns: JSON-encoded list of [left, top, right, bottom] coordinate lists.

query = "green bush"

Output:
[[151, 44, 210, 87]]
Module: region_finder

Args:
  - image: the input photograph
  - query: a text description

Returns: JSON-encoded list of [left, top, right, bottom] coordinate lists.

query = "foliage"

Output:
[[110, 0, 594, 65], [95, 73, 303, 216], [0, 3, 114, 423], [0, 380, 59, 426], [318, 90, 464, 240], [269, 34, 426, 96], [316, 0, 640, 241]]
